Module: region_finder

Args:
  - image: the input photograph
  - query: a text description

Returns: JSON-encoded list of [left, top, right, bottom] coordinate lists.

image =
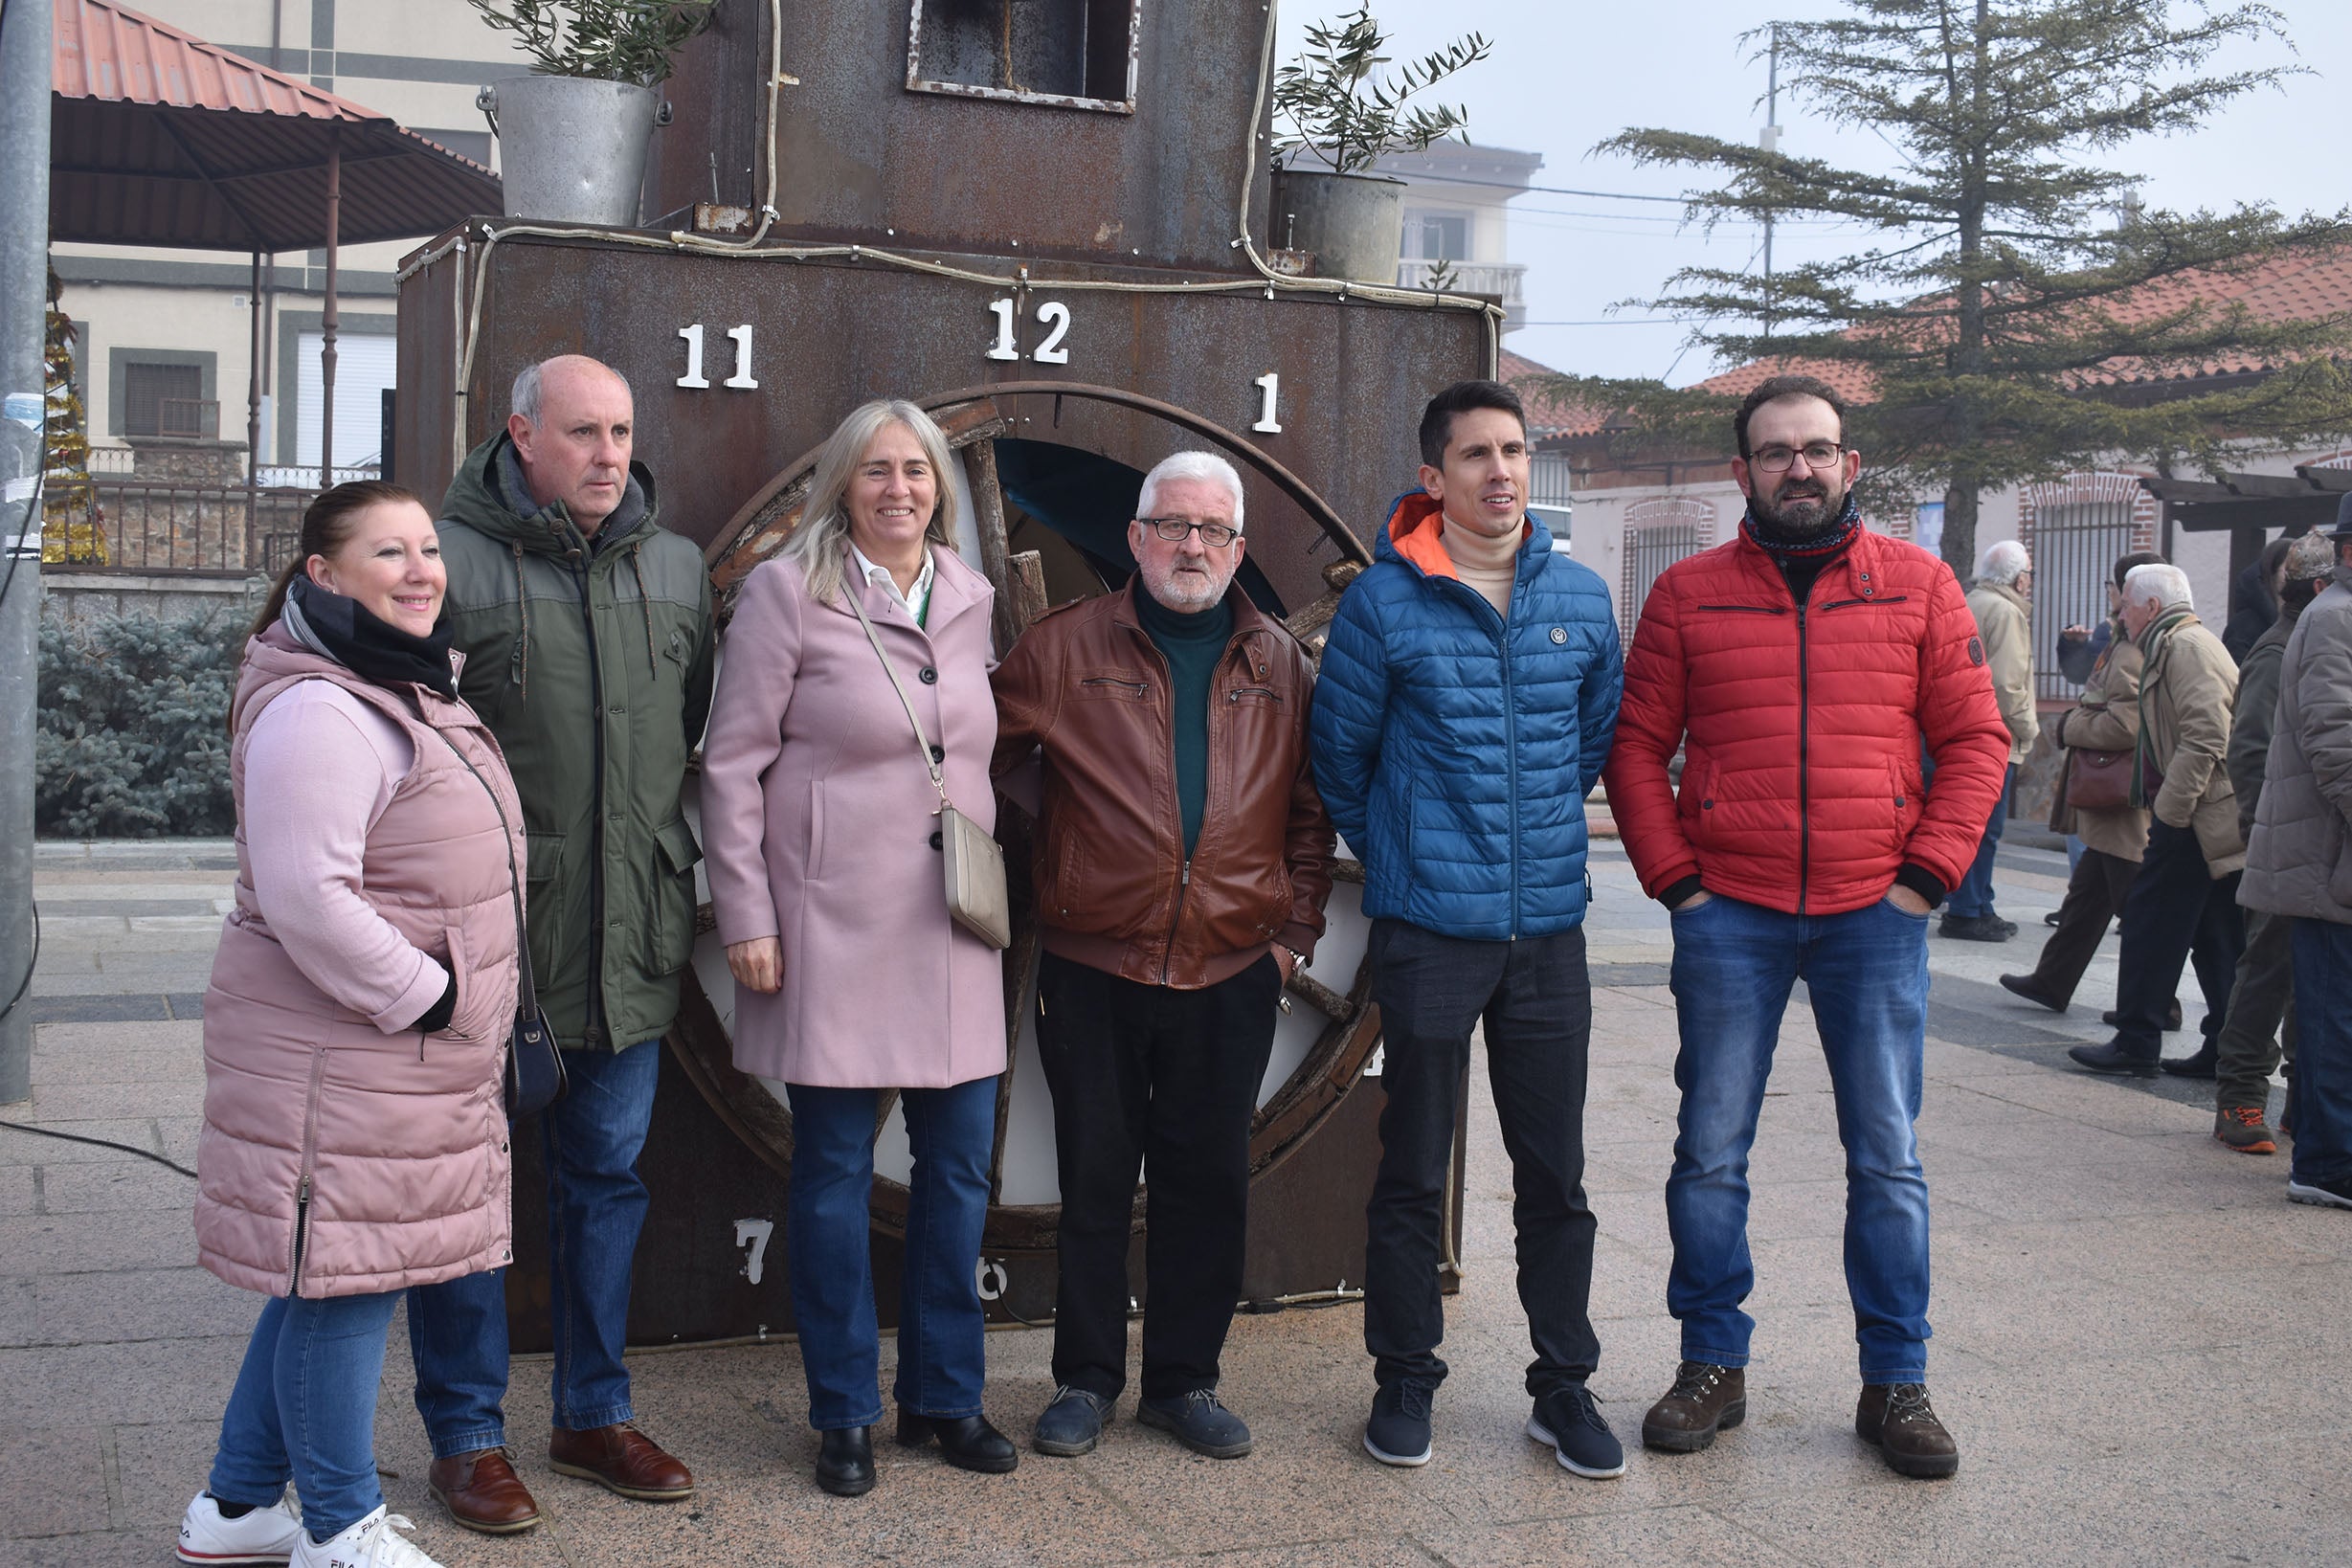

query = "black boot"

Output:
[[897, 1410, 1019, 1474], [815, 1426, 874, 1496], [2160, 1041, 2219, 1079]]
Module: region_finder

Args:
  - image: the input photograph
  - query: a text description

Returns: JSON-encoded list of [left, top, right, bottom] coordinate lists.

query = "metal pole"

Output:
[[245, 250, 262, 568], [320, 130, 340, 486], [1760, 24, 1781, 343], [0, 0, 57, 1105]]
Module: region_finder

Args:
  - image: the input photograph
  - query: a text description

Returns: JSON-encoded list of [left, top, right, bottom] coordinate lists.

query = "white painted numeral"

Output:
[[985, 298, 1020, 361], [1033, 302, 1072, 365], [1252, 371, 1283, 434], [723, 325, 759, 389], [676, 324, 709, 389], [733, 1218, 774, 1284]]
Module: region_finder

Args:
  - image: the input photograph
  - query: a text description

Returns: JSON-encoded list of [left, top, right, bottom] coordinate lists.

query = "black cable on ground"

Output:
[[0, 900, 36, 1025], [0, 1118, 198, 1178]]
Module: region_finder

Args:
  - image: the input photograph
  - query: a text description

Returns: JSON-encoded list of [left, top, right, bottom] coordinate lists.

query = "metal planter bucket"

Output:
[[1269, 169, 1405, 284], [483, 75, 660, 227]]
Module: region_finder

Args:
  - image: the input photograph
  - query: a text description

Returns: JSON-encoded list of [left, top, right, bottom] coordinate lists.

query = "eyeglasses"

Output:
[[1750, 441, 1846, 475], [1139, 516, 1241, 548]]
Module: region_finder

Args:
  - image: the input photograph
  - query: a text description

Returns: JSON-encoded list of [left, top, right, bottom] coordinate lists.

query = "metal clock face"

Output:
[[666, 382, 1383, 1252]]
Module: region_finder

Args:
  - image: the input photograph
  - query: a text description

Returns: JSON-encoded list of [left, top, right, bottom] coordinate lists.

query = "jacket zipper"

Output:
[[1697, 604, 1787, 615], [1081, 676, 1150, 695], [564, 541, 609, 1047], [1819, 595, 1911, 611], [288, 1045, 326, 1293], [1430, 569, 1523, 935], [1795, 583, 1816, 913]]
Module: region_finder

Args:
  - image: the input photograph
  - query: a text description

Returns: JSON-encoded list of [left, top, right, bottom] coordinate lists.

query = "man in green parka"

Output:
[[407, 354, 714, 1533]]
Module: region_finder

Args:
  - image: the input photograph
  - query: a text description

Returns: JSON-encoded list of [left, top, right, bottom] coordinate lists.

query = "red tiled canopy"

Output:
[[51, 0, 500, 251]]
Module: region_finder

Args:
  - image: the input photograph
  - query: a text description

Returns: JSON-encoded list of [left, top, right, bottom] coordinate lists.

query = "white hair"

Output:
[[1978, 540, 2030, 585], [1136, 450, 1245, 531], [2123, 562, 2193, 613]]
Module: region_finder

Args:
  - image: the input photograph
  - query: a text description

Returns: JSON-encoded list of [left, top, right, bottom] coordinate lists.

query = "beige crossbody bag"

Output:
[[844, 572, 1013, 950]]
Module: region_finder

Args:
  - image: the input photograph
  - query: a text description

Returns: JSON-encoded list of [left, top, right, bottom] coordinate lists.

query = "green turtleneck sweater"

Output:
[[1136, 586, 1235, 858]]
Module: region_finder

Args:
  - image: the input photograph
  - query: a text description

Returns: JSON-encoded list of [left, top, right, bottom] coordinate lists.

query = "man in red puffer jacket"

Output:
[[1604, 374, 2009, 1481]]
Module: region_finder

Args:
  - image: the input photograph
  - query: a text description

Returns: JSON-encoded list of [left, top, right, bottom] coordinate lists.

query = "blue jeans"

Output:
[[2290, 918, 2352, 1186], [786, 1076, 997, 1431], [1665, 893, 1934, 1383], [1948, 763, 2014, 918], [209, 1289, 404, 1542], [408, 1040, 661, 1455]]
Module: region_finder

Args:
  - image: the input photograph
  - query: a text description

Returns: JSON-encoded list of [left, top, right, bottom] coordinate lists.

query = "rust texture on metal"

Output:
[[396, 236, 1478, 617], [654, 0, 1268, 273]]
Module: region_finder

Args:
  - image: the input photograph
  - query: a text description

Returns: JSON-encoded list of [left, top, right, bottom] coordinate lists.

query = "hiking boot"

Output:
[[1526, 1384, 1624, 1478], [2287, 1172, 2352, 1211], [2102, 1000, 2184, 1031], [1641, 1361, 1745, 1453], [1998, 974, 2067, 1012], [1032, 1386, 1113, 1457], [1137, 1390, 1252, 1459], [2214, 1108, 2276, 1155], [1937, 914, 2010, 943], [1362, 1379, 1435, 1467], [2068, 1042, 2160, 1079], [1855, 1382, 1959, 1479]]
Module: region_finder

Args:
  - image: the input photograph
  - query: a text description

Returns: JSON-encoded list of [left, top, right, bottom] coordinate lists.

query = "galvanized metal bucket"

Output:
[[1269, 169, 1405, 285], [482, 75, 659, 227]]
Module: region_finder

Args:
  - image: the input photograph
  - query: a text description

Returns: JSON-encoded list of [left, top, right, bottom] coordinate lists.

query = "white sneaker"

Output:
[[288, 1506, 445, 1568], [176, 1490, 305, 1565]]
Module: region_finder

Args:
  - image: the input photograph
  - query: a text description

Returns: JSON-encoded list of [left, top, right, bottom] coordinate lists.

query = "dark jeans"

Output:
[[2024, 846, 2140, 1005], [1949, 763, 2015, 919], [210, 1289, 403, 1541], [1035, 952, 1281, 1402], [2290, 918, 2352, 1185], [1362, 920, 1599, 1399], [2111, 820, 2244, 1061], [2216, 907, 2297, 1113], [785, 1075, 997, 1430], [1665, 894, 1933, 1383], [409, 1040, 661, 1456]]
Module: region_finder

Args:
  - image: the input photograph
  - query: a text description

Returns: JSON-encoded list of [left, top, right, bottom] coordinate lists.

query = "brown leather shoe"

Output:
[[1856, 1383, 1960, 1478], [1641, 1361, 1745, 1453], [428, 1447, 541, 1534], [549, 1422, 694, 1501]]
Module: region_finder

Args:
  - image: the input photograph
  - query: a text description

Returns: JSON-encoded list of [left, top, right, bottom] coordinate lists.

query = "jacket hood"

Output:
[[440, 430, 658, 556], [1374, 492, 1550, 580]]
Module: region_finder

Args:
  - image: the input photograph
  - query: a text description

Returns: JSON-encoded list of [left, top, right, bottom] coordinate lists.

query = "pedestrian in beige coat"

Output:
[[2070, 563, 2246, 1080], [1945, 541, 2036, 940]]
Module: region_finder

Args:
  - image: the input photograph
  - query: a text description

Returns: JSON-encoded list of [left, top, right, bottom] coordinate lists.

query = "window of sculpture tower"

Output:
[[906, 0, 1141, 113]]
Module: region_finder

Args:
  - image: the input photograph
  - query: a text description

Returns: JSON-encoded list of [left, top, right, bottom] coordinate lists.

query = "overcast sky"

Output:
[[1275, 1, 2352, 385]]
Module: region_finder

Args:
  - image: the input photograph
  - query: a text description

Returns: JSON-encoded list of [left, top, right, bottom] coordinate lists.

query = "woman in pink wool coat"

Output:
[[699, 399, 1010, 1499], [175, 482, 522, 1568]]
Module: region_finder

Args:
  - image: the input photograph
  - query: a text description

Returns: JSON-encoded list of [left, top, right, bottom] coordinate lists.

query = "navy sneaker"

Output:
[[1032, 1387, 1113, 1457], [1136, 1390, 1252, 1459], [1527, 1384, 1625, 1479], [1362, 1379, 1435, 1467]]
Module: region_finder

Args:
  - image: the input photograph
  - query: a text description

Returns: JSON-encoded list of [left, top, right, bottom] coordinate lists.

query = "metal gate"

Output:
[[2030, 499, 2138, 699], [1626, 517, 1705, 635]]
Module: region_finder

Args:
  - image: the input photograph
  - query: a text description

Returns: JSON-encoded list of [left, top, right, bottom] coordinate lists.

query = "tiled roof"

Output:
[[53, 0, 500, 251], [1497, 348, 1609, 438]]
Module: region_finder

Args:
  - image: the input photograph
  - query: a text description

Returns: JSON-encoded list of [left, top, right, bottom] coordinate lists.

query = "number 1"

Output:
[[676, 325, 709, 389], [723, 325, 759, 389], [985, 299, 1019, 361], [1252, 372, 1283, 434]]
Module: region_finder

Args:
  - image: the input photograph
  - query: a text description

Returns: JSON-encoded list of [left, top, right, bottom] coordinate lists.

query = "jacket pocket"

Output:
[[438, 924, 491, 1043], [650, 818, 704, 976], [522, 831, 564, 993], [1680, 757, 1716, 845]]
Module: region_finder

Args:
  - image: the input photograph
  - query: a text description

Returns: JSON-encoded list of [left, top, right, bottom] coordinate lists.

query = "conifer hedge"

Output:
[[37, 609, 244, 838]]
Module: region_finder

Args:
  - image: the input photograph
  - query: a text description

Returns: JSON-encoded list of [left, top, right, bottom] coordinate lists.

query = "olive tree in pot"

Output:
[[472, 0, 718, 227], [1271, 7, 1490, 284]]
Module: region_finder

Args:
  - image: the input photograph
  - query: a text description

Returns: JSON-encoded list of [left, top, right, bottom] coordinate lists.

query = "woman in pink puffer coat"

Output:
[[174, 482, 522, 1568]]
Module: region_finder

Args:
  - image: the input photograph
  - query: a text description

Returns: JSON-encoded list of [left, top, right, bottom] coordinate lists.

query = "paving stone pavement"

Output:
[[2, 839, 2342, 1567]]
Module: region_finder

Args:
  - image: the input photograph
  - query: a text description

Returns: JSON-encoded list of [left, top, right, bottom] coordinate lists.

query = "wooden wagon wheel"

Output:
[[665, 384, 1380, 1254]]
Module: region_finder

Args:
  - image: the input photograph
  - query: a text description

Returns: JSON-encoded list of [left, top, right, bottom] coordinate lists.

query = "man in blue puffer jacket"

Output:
[[1311, 379, 1624, 1478]]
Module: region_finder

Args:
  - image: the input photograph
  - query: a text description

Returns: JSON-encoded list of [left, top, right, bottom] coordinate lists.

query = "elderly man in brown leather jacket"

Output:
[[991, 450, 1334, 1464]]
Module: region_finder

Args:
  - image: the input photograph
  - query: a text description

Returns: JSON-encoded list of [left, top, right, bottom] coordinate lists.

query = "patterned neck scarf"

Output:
[[1739, 488, 1862, 563]]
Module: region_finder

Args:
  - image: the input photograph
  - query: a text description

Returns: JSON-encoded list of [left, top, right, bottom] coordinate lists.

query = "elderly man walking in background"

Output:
[[409, 355, 715, 1530], [1943, 542, 2037, 943], [2070, 563, 2243, 1081], [2242, 501, 2352, 1208], [992, 451, 1334, 1462], [2209, 532, 2335, 1153]]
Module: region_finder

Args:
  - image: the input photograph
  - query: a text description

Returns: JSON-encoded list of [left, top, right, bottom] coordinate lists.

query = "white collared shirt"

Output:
[[849, 541, 935, 626]]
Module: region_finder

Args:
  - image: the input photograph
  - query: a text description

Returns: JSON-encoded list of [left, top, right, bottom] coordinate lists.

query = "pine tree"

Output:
[[1557, 0, 2352, 572]]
